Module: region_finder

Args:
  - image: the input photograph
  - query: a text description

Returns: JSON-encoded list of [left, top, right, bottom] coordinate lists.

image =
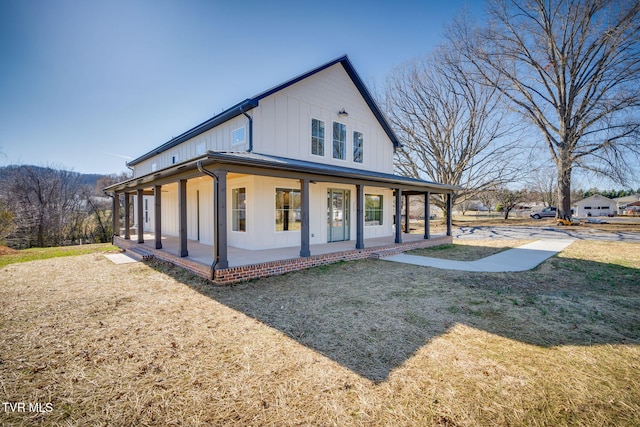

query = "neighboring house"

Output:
[[572, 194, 617, 217], [613, 194, 640, 214], [105, 55, 456, 280]]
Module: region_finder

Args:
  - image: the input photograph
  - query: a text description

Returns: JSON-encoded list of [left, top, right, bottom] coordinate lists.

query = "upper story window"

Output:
[[333, 122, 346, 160], [311, 118, 325, 156], [232, 127, 246, 145], [353, 131, 363, 163], [171, 154, 179, 164]]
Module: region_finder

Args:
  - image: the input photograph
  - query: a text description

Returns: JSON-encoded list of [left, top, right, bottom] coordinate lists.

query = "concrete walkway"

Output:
[[384, 239, 574, 272], [104, 253, 139, 264]]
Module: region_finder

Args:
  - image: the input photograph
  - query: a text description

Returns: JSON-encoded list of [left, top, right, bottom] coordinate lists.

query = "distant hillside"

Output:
[[0, 165, 109, 188]]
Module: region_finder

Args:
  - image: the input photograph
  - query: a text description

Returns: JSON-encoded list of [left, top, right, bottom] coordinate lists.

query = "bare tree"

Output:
[[477, 189, 497, 213], [495, 188, 527, 219], [452, 0, 640, 218], [527, 166, 557, 207], [384, 41, 525, 213], [5, 166, 84, 247], [0, 200, 14, 245]]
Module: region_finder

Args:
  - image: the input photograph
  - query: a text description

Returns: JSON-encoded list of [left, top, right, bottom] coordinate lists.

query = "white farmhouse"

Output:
[[105, 56, 456, 282]]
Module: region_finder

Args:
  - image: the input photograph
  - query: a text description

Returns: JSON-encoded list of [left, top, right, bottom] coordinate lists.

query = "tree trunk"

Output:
[[557, 159, 572, 219]]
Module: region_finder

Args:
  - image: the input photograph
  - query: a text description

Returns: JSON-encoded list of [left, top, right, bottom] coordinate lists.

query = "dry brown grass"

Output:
[[1, 240, 639, 426]]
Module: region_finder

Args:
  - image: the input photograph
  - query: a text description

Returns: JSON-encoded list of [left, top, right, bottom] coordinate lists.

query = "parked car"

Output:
[[530, 206, 557, 219]]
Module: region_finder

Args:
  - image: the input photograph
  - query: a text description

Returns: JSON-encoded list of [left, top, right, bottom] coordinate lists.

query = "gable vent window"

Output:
[[353, 131, 363, 163], [232, 127, 246, 145], [333, 121, 346, 160], [311, 118, 325, 156]]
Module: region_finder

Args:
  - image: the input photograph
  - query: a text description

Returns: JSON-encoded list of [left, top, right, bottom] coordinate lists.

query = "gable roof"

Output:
[[573, 194, 616, 205], [128, 55, 399, 166]]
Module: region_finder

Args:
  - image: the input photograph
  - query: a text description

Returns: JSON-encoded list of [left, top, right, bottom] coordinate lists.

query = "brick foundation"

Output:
[[113, 235, 452, 285]]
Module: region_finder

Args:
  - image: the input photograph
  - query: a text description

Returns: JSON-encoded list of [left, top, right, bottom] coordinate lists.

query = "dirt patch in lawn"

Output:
[[1, 240, 639, 426], [0, 245, 19, 255]]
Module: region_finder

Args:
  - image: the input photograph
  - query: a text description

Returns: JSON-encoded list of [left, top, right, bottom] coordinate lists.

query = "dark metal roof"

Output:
[[127, 55, 400, 166], [106, 151, 459, 194]]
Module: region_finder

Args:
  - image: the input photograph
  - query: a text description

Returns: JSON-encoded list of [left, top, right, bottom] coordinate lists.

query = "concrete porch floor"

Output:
[[126, 232, 447, 268]]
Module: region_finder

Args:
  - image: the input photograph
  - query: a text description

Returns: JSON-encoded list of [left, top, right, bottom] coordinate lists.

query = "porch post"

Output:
[[424, 192, 431, 239], [124, 193, 131, 240], [300, 178, 311, 257], [446, 192, 452, 237], [356, 184, 364, 249], [404, 193, 410, 234], [215, 170, 228, 269], [137, 189, 144, 243], [154, 184, 162, 249], [395, 188, 402, 244], [179, 179, 188, 257], [112, 193, 119, 237]]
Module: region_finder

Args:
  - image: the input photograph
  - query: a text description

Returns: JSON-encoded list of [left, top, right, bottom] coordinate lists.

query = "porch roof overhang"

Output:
[[105, 151, 460, 195]]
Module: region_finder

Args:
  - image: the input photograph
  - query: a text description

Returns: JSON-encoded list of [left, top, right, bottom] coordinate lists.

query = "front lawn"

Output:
[[1, 239, 638, 426]]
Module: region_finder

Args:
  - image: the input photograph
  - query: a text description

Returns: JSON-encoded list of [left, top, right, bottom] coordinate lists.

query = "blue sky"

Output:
[[0, 0, 481, 175]]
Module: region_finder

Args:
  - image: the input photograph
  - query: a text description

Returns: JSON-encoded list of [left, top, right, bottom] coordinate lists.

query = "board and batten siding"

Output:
[[132, 116, 250, 178], [131, 63, 394, 179], [251, 63, 394, 174], [226, 175, 395, 250]]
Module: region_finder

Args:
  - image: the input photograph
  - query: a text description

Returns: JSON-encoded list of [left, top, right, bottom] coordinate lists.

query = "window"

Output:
[[172, 154, 179, 164], [353, 131, 363, 163], [232, 127, 245, 145], [585, 206, 592, 210], [311, 119, 325, 156], [365, 194, 383, 226], [232, 188, 246, 232], [333, 122, 346, 160], [275, 188, 301, 231]]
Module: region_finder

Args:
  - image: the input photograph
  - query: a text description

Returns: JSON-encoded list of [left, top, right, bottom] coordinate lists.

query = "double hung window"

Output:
[[275, 188, 301, 231], [353, 131, 363, 163], [333, 122, 346, 160], [232, 188, 246, 232], [311, 119, 325, 156], [365, 194, 383, 226]]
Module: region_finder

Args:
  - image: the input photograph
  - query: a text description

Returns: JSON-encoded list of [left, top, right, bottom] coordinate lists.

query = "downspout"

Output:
[[239, 104, 253, 152], [197, 160, 219, 280]]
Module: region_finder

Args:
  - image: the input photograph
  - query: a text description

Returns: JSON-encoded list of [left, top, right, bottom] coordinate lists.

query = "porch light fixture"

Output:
[[338, 108, 348, 117]]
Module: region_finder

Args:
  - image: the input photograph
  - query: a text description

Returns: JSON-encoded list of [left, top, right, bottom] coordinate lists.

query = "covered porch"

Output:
[[115, 231, 453, 284], [106, 151, 457, 284]]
